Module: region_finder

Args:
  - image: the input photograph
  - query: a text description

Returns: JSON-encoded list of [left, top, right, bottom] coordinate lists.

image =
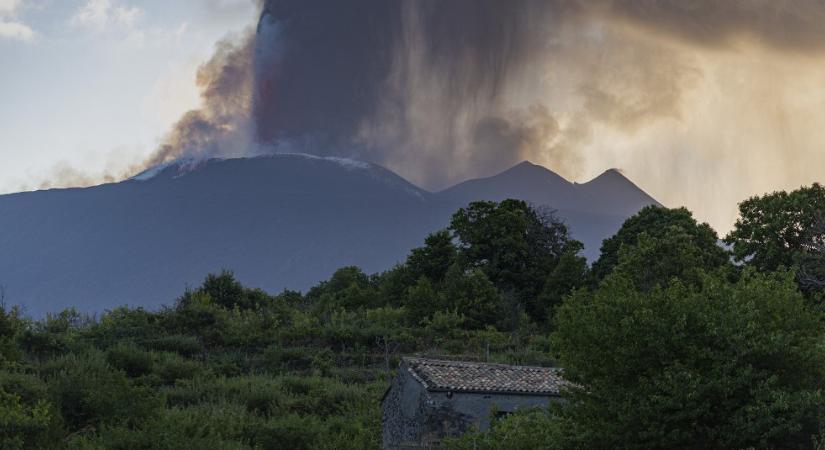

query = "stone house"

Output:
[[381, 357, 566, 449]]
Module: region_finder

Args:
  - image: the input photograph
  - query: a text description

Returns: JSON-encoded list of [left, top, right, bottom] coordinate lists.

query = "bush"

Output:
[[153, 353, 203, 385], [106, 343, 154, 378], [46, 352, 161, 430], [143, 335, 202, 357], [0, 386, 53, 450]]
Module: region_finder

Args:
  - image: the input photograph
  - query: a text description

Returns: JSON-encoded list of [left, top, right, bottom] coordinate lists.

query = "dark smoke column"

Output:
[[253, 0, 400, 153], [252, 0, 558, 187]]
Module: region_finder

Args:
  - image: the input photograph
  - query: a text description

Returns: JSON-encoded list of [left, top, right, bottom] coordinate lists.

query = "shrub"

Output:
[[106, 343, 154, 378], [143, 335, 202, 357], [46, 352, 161, 430], [153, 353, 203, 385]]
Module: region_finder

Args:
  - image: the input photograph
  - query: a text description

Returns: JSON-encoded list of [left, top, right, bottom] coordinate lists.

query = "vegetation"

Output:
[[3, 187, 825, 448]]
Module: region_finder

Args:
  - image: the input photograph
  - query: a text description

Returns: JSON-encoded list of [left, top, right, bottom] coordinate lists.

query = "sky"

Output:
[[0, 0, 257, 191], [3, 0, 825, 235]]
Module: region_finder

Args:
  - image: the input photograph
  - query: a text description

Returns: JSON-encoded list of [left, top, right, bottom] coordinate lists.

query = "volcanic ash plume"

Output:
[[147, 0, 825, 231], [144, 28, 259, 167]]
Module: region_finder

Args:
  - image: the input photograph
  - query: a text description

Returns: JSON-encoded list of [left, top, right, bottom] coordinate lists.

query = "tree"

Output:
[[404, 277, 443, 324], [406, 230, 456, 284], [0, 302, 24, 364], [611, 229, 734, 292], [537, 245, 588, 324], [0, 387, 52, 450], [449, 200, 577, 322], [443, 265, 505, 330], [725, 183, 825, 273], [551, 269, 825, 449], [798, 218, 825, 294], [592, 206, 728, 282], [306, 266, 380, 311]]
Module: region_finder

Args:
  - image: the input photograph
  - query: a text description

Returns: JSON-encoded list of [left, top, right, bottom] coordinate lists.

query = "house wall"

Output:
[[382, 366, 432, 449], [428, 390, 555, 433], [381, 363, 559, 450]]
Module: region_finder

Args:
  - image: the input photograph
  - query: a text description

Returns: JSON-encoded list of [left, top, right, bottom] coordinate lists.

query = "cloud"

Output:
[[0, 0, 20, 15], [0, 0, 34, 42], [71, 0, 142, 30], [0, 19, 33, 41]]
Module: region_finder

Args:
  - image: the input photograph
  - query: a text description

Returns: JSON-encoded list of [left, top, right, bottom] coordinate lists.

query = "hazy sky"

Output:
[[3, 0, 825, 235], [0, 0, 257, 191]]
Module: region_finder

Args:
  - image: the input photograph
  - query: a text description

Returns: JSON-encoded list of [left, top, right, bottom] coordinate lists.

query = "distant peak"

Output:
[[510, 160, 545, 171], [501, 161, 569, 180], [583, 168, 629, 184]]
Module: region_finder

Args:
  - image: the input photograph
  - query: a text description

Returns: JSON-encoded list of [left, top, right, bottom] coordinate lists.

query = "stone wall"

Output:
[[381, 362, 559, 449]]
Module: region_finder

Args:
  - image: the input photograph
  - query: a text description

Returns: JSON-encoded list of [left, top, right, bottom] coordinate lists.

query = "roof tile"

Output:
[[403, 357, 567, 396]]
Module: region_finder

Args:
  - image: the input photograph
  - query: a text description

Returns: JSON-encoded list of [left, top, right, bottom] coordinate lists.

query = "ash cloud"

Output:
[[145, 29, 258, 167], [130, 0, 825, 231], [594, 0, 825, 52]]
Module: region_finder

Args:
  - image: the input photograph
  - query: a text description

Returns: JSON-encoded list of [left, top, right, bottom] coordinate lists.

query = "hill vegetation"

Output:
[[2, 186, 825, 449]]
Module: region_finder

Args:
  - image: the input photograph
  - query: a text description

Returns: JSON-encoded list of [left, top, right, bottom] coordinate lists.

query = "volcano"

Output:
[[0, 155, 658, 316]]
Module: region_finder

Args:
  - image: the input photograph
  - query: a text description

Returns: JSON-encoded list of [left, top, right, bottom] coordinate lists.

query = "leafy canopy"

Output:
[[725, 183, 825, 273], [592, 205, 728, 282], [551, 269, 825, 449]]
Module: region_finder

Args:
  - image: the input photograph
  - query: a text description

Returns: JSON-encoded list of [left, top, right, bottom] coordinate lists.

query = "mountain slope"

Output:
[[0, 156, 659, 315], [436, 162, 660, 259], [0, 155, 438, 316]]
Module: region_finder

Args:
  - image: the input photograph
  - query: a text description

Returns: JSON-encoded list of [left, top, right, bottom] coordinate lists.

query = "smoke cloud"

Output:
[[129, 0, 825, 232]]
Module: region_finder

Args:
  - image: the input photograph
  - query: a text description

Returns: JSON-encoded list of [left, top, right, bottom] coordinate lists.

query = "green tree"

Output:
[[443, 265, 505, 330], [0, 303, 24, 364], [195, 270, 270, 310], [551, 269, 825, 449], [592, 206, 728, 282], [0, 387, 52, 450], [407, 230, 456, 284], [449, 200, 577, 322], [611, 229, 734, 292], [537, 245, 588, 324], [307, 266, 380, 311], [725, 183, 825, 273], [404, 277, 443, 323]]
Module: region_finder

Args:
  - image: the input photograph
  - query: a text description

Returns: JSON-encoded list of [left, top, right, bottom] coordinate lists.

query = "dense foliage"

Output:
[[3, 189, 825, 449], [0, 200, 584, 449], [592, 205, 728, 283], [726, 183, 825, 273]]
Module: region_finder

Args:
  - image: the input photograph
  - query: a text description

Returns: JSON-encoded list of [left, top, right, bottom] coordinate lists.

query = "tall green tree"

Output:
[[725, 183, 825, 273], [537, 245, 588, 323], [611, 228, 734, 292], [592, 205, 728, 282], [449, 200, 578, 322], [406, 230, 456, 284], [443, 265, 505, 330]]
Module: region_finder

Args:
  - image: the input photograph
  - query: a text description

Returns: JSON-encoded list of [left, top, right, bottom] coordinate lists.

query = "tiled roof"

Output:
[[403, 357, 566, 396]]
